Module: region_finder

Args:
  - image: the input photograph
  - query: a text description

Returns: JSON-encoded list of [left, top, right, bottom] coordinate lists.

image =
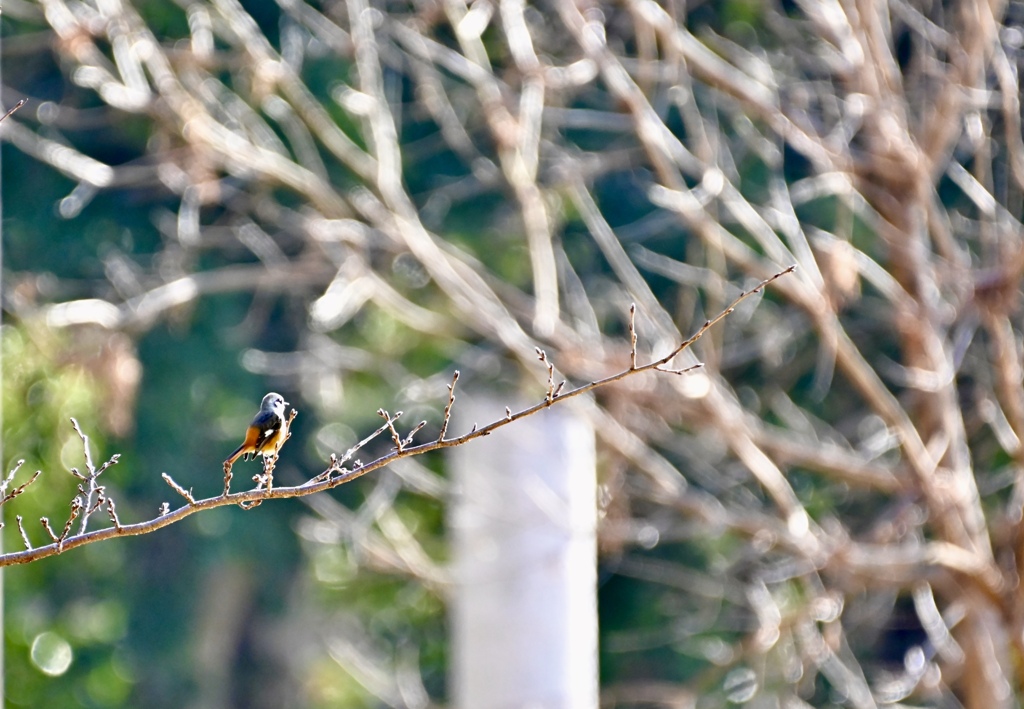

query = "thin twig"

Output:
[[15, 516, 31, 551], [40, 518, 59, 544], [70, 417, 96, 472], [95, 455, 121, 476], [629, 302, 638, 370], [283, 409, 298, 446], [337, 415, 403, 469], [69, 417, 120, 536], [262, 456, 276, 492], [402, 421, 428, 449], [1, 460, 24, 490], [379, 409, 405, 451], [87, 488, 107, 516], [659, 273, 787, 365], [163, 473, 196, 505], [223, 461, 233, 497], [107, 498, 122, 531], [55, 498, 84, 551], [0, 99, 26, 124], [1, 469, 41, 507], [438, 370, 460, 441], [536, 348, 557, 402], [655, 363, 705, 375]]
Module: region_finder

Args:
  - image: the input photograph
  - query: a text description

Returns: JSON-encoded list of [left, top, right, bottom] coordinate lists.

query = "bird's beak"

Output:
[[283, 401, 290, 407]]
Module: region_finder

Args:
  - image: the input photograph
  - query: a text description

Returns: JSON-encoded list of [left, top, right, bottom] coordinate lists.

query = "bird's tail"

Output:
[[224, 444, 247, 465]]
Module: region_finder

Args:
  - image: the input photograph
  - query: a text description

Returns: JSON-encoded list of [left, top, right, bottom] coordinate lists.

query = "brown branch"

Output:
[[379, 409, 405, 451], [535, 347, 562, 402], [163, 473, 196, 505], [0, 99, 26, 124], [106, 497, 122, 531], [40, 518, 60, 544], [70, 417, 96, 473], [69, 417, 120, 535], [261, 456, 276, 493], [628, 303, 638, 370], [313, 415, 404, 483], [60, 497, 83, 549], [40, 496, 84, 553], [438, 370, 460, 441], [15, 516, 31, 551], [0, 267, 795, 568], [402, 421, 428, 449], [0, 461, 41, 507]]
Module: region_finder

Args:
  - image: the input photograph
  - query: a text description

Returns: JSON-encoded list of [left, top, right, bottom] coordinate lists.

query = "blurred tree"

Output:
[[4, 0, 1024, 706]]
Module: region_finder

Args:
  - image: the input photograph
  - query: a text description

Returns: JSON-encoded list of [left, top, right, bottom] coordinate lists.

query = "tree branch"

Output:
[[0, 267, 794, 567]]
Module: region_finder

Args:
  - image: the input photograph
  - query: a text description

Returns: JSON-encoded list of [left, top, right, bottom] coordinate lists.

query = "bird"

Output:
[[224, 392, 290, 466]]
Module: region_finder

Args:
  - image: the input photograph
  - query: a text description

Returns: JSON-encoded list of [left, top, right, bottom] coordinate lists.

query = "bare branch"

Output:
[[162, 473, 196, 505], [628, 303, 638, 370], [438, 370, 460, 442], [15, 516, 31, 551], [222, 461, 233, 497], [0, 461, 41, 507], [0, 267, 794, 568], [106, 497, 122, 531], [70, 417, 96, 474], [379, 409, 405, 452], [535, 347, 558, 402], [0, 98, 26, 123], [40, 518, 59, 544], [401, 421, 428, 450]]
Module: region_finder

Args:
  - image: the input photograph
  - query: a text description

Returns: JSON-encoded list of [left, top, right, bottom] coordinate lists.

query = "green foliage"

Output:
[[2, 323, 131, 707], [2, 323, 106, 524]]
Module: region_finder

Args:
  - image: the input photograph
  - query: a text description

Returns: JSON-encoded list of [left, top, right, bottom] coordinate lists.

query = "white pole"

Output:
[[449, 398, 598, 709]]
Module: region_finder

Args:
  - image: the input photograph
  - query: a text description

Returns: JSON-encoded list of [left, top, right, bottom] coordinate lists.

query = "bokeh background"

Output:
[[4, 0, 1024, 706]]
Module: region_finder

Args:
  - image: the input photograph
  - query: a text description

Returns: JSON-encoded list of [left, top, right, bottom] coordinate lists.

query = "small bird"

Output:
[[224, 392, 290, 466]]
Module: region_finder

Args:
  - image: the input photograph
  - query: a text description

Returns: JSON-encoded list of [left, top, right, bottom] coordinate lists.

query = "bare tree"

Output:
[[5, 0, 1024, 705]]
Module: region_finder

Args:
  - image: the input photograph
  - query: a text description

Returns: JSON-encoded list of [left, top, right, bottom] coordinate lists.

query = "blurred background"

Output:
[[4, 0, 1024, 706]]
